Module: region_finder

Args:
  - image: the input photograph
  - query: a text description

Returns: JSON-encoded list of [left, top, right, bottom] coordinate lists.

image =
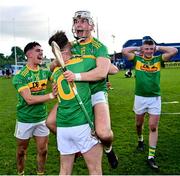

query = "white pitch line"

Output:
[[162, 101, 179, 104], [161, 112, 180, 115]]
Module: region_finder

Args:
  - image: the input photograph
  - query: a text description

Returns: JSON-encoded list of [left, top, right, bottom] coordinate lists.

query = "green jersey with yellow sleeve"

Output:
[[12, 65, 52, 123], [51, 57, 94, 127]]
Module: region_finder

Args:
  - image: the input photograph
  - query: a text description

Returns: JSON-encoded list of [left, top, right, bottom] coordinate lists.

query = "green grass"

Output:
[[0, 68, 180, 175]]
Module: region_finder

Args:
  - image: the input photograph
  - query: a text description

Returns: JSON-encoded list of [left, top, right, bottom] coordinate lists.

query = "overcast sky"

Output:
[[1, 0, 180, 58]]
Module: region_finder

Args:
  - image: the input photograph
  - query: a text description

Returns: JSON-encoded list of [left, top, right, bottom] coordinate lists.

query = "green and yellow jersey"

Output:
[[72, 37, 109, 94], [51, 57, 94, 127], [133, 55, 162, 97], [12, 65, 52, 123]]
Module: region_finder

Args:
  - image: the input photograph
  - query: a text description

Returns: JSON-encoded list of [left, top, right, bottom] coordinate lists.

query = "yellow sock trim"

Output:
[[37, 172, 44, 175], [104, 145, 112, 153]]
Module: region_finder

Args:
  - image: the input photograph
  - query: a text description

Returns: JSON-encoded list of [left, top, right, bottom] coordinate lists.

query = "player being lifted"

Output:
[[46, 10, 119, 169], [70, 11, 118, 168]]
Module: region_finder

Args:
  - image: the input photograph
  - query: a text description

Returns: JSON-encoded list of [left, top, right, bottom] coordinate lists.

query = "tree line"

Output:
[[0, 46, 26, 68]]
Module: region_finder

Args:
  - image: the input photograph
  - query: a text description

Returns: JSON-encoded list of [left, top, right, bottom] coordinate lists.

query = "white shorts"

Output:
[[133, 95, 161, 115], [14, 120, 50, 139], [91, 91, 108, 106], [57, 124, 99, 155]]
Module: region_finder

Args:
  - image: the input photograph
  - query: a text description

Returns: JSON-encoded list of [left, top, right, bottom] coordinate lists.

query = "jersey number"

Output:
[[57, 75, 75, 100]]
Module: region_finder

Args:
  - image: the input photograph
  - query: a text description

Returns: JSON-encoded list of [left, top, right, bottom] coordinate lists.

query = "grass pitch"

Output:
[[0, 68, 180, 175]]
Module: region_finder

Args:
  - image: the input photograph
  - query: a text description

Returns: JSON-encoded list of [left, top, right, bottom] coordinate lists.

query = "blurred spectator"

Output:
[[2, 70, 5, 76], [5, 68, 11, 78]]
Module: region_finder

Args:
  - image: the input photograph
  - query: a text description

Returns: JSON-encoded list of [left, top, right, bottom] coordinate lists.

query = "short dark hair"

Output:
[[142, 39, 155, 45], [48, 31, 69, 49], [24, 42, 41, 54]]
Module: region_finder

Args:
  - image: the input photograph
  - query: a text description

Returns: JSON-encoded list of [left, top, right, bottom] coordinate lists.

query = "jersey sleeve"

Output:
[[12, 74, 28, 92], [133, 55, 139, 64]]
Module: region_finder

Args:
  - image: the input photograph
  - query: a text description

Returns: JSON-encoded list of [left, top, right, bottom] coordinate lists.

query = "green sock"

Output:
[[148, 146, 156, 159]]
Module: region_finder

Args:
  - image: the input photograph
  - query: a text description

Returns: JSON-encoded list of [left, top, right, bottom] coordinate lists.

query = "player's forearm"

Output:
[[63, 58, 110, 82], [122, 47, 140, 54], [157, 46, 178, 61], [122, 47, 139, 60], [78, 58, 110, 81], [25, 93, 55, 105], [79, 69, 107, 81]]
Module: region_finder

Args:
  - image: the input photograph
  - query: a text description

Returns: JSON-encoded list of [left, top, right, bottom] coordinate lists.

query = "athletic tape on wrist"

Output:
[[75, 73, 81, 81]]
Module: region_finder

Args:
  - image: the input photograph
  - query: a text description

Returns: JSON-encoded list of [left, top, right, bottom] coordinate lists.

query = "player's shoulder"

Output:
[[153, 55, 162, 59], [12, 66, 27, 83], [91, 37, 107, 49], [14, 65, 28, 77], [134, 54, 143, 60], [71, 40, 78, 47]]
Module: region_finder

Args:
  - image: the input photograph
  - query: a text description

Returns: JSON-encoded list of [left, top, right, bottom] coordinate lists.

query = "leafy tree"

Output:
[[0, 46, 26, 67], [10, 46, 26, 62], [0, 53, 6, 68]]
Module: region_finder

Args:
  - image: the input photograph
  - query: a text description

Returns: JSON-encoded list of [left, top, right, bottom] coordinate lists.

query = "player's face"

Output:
[[60, 44, 72, 63], [141, 44, 156, 59], [73, 18, 93, 38], [30, 46, 43, 65]]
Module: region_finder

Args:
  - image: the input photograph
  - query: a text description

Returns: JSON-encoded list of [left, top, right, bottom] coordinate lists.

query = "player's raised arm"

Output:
[[122, 47, 140, 61], [79, 57, 110, 81], [157, 46, 178, 61]]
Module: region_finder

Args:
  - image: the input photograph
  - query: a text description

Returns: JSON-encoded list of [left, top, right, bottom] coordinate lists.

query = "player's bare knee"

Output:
[[98, 132, 113, 145], [97, 129, 113, 140], [17, 148, 26, 157], [149, 125, 157, 132], [38, 148, 47, 157]]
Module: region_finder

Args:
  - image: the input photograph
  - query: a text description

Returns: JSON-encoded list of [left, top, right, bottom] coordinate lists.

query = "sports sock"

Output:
[[18, 171, 24, 176], [37, 171, 44, 175], [148, 146, 156, 159], [138, 134, 143, 142], [104, 145, 112, 153]]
